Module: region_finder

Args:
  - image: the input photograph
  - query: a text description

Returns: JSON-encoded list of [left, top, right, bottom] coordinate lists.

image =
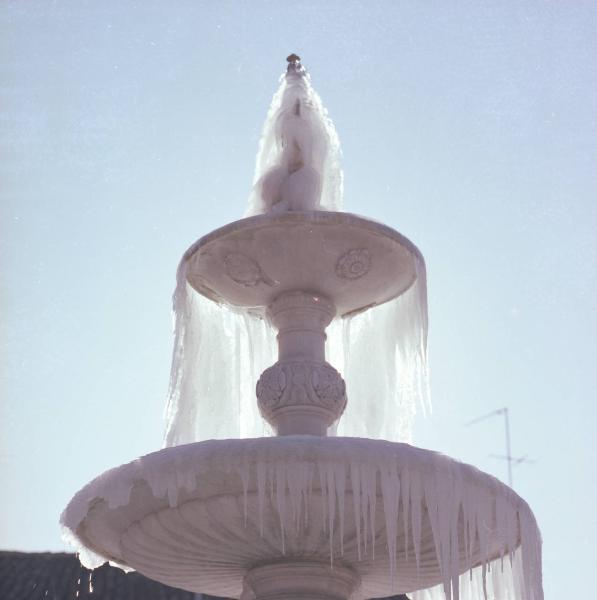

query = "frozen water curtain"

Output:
[[163, 57, 429, 446]]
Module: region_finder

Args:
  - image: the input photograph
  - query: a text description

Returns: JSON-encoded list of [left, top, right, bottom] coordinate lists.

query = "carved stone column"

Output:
[[256, 291, 347, 436]]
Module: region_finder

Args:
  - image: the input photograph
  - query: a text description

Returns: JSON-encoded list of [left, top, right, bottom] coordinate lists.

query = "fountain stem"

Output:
[[256, 291, 347, 436], [269, 291, 334, 361]]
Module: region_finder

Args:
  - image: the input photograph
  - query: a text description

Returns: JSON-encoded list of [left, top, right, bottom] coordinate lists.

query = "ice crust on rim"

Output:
[[61, 438, 542, 600]]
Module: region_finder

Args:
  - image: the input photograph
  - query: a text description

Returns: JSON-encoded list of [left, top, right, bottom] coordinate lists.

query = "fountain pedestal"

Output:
[[243, 562, 359, 600]]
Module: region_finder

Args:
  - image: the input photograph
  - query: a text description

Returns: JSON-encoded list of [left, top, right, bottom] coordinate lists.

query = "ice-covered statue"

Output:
[[247, 54, 342, 215]]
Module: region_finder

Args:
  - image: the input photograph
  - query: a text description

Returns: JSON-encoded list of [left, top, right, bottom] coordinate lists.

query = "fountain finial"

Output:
[[286, 53, 304, 78]]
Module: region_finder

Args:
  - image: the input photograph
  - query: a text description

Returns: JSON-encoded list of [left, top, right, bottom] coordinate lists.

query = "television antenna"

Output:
[[466, 407, 534, 488]]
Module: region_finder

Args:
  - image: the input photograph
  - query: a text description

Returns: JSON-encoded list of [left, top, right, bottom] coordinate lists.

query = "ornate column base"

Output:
[[257, 360, 346, 436], [242, 561, 360, 600]]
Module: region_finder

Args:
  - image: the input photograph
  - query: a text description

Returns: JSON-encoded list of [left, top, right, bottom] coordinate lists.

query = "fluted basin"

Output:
[[61, 437, 541, 599]]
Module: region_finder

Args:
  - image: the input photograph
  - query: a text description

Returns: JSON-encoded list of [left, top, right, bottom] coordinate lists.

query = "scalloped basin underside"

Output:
[[62, 437, 541, 598]]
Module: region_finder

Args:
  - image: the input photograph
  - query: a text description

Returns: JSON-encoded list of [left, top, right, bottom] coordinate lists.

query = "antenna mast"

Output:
[[466, 407, 533, 488]]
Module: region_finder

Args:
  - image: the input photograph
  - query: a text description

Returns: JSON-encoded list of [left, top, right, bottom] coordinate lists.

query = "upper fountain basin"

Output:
[[183, 211, 422, 317]]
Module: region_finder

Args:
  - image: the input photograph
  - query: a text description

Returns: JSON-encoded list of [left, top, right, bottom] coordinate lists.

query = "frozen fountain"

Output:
[[61, 56, 543, 600]]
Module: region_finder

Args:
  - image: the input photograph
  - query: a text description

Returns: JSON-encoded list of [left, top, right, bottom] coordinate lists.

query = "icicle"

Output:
[[275, 462, 287, 554], [361, 464, 377, 559], [380, 462, 401, 587], [326, 463, 337, 566], [400, 466, 411, 561], [350, 462, 362, 561], [286, 462, 299, 533], [360, 465, 369, 558], [319, 464, 328, 535], [257, 461, 266, 538], [520, 509, 543, 600], [410, 469, 423, 576], [238, 463, 250, 527], [305, 462, 314, 530], [449, 473, 463, 600], [335, 462, 347, 557]]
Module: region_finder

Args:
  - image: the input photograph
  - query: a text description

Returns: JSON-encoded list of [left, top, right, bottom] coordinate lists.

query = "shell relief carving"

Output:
[[336, 248, 371, 280], [224, 252, 275, 287]]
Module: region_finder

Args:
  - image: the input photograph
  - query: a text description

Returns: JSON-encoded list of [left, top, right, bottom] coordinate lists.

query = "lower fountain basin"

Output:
[[61, 437, 540, 599]]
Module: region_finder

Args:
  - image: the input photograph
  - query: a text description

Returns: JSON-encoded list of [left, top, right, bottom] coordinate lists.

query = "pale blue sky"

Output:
[[2, 2, 596, 598]]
